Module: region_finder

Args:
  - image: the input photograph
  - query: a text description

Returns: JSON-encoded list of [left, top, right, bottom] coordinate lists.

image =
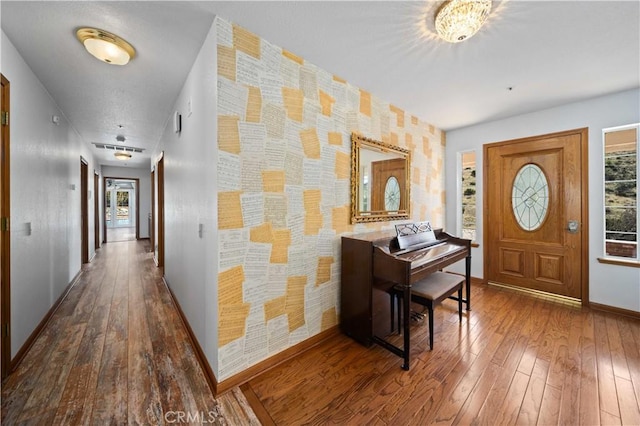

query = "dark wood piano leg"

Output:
[[465, 255, 471, 310], [402, 285, 411, 370], [390, 292, 395, 333]]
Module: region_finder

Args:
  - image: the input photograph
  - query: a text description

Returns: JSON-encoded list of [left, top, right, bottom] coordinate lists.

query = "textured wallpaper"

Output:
[[215, 17, 445, 380]]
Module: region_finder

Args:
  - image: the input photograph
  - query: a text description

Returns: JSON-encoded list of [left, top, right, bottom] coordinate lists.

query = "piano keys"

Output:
[[340, 227, 471, 370]]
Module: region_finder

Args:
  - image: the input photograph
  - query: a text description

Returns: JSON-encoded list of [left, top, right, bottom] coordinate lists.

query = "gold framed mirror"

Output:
[[351, 133, 411, 223]]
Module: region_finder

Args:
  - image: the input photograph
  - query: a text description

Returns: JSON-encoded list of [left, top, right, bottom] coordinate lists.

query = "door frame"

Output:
[[483, 127, 589, 305], [1, 74, 11, 379], [102, 176, 140, 243], [94, 171, 100, 251], [80, 157, 89, 264], [150, 169, 155, 253], [156, 153, 165, 269]]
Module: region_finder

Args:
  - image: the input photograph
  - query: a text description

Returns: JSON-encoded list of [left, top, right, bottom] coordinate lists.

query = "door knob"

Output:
[[567, 220, 579, 233]]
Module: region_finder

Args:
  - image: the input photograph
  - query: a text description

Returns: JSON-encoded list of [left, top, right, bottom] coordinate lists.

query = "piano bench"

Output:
[[392, 271, 464, 350]]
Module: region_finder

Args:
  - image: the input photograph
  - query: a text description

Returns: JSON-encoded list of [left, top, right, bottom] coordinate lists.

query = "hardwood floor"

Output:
[[1, 240, 259, 425], [5, 238, 639, 425], [245, 282, 640, 425]]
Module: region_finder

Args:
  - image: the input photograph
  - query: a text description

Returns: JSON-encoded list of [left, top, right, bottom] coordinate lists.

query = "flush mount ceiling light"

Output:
[[435, 0, 492, 43], [114, 151, 132, 161], [76, 27, 136, 65]]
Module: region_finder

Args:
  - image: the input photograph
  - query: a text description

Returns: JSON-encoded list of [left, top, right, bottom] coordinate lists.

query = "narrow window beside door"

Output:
[[459, 151, 477, 241], [603, 123, 639, 261]]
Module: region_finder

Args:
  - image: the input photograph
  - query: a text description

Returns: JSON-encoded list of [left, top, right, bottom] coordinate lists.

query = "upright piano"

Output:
[[340, 225, 471, 369]]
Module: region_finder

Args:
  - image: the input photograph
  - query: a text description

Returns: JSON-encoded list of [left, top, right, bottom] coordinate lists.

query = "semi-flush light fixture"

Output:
[[114, 151, 132, 161], [435, 0, 492, 43], [76, 27, 136, 65]]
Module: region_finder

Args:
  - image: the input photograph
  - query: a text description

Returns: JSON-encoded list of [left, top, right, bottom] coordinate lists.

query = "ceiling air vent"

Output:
[[92, 142, 145, 153]]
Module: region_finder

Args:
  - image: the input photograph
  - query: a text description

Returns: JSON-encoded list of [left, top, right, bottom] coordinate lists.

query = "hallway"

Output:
[[1, 240, 259, 424]]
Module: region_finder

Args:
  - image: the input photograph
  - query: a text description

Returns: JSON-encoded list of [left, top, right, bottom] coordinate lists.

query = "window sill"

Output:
[[597, 257, 640, 268]]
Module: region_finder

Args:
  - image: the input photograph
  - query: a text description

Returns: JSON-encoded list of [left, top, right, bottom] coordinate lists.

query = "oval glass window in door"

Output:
[[384, 176, 401, 211], [511, 163, 549, 231]]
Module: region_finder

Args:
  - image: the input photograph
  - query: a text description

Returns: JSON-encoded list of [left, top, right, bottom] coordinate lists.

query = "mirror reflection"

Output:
[[351, 133, 411, 223]]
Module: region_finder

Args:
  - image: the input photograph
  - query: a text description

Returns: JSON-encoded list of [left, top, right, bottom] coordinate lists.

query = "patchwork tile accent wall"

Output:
[[216, 17, 445, 380]]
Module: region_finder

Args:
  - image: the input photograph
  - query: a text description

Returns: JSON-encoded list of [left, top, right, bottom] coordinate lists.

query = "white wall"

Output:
[[101, 165, 151, 239], [152, 21, 218, 373], [445, 88, 640, 312], [2, 31, 99, 357]]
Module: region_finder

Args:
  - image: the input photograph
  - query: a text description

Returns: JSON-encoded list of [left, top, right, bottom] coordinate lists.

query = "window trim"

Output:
[[457, 149, 477, 244], [602, 123, 640, 263]]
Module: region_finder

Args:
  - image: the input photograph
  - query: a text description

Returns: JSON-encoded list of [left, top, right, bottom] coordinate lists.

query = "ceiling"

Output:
[[2, 1, 639, 169]]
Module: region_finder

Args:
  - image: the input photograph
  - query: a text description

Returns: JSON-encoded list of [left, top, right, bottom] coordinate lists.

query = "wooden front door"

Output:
[[484, 128, 588, 300], [370, 158, 406, 212]]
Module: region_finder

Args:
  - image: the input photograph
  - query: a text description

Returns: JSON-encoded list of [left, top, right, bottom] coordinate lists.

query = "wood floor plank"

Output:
[[473, 335, 529, 425], [318, 407, 356, 425], [77, 306, 110, 425], [544, 308, 572, 390], [77, 354, 106, 425], [54, 278, 88, 318], [615, 376, 640, 425], [617, 316, 640, 413], [91, 340, 128, 424], [0, 316, 70, 424], [580, 310, 600, 426], [517, 299, 552, 376], [301, 365, 397, 424], [71, 273, 101, 324], [345, 306, 474, 424], [606, 315, 631, 380], [537, 383, 562, 426], [594, 312, 621, 418], [264, 349, 396, 426], [467, 290, 512, 356], [470, 298, 537, 425], [18, 323, 86, 422], [105, 267, 129, 343], [388, 351, 477, 425], [600, 409, 622, 425], [75, 303, 110, 366], [18, 408, 57, 425], [557, 309, 583, 426], [495, 370, 530, 426], [372, 312, 486, 424], [218, 387, 261, 425], [515, 358, 549, 425], [128, 260, 164, 425], [345, 358, 428, 424], [392, 295, 514, 423], [51, 363, 92, 425], [450, 361, 502, 426], [402, 317, 510, 423], [241, 383, 276, 426]]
